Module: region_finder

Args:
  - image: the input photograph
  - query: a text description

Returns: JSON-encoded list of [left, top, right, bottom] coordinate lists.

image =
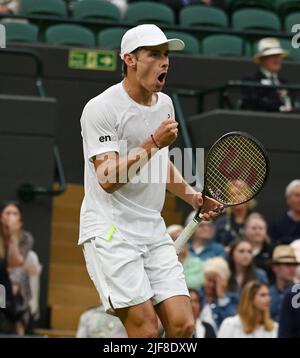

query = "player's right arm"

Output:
[[93, 118, 178, 193]]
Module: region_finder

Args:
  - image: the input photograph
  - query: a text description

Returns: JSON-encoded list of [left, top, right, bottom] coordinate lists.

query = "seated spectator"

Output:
[[200, 257, 237, 333], [76, 304, 128, 338], [243, 213, 273, 278], [240, 37, 295, 113], [227, 239, 269, 299], [0, 202, 41, 335], [278, 285, 300, 338], [269, 180, 300, 245], [269, 245, 299, 322], [0, 0, 19, 15], [189, 289, 216, 338], [213, 194, 254, 248], [218, 281, 278, 338], [168, 225, 204, 290], [185, 213, 225, 261]]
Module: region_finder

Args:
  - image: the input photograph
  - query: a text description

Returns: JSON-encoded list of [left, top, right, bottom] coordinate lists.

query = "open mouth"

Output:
[[158, 72, 167, 83]]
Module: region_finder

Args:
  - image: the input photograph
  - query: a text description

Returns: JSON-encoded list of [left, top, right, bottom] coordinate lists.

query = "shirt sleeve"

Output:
[[81, 99, 119, 162]]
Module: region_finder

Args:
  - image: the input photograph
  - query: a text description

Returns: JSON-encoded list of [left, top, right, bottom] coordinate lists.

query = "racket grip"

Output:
[[174, 218, 200, 254]]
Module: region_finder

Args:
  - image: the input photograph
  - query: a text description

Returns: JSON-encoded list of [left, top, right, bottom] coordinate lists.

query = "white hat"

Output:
[[120, 24, 185, 60], [253, 37, 289, 64]]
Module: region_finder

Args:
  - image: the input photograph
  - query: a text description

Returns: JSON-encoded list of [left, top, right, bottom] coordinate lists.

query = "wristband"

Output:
[[151, 134, 161, 149]]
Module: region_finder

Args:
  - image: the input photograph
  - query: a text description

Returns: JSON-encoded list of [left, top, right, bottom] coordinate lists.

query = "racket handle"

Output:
[[174, 217, 200, 254]]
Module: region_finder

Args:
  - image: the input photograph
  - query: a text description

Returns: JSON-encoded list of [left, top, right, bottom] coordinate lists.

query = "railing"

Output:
[[0, 48, 67, 201]]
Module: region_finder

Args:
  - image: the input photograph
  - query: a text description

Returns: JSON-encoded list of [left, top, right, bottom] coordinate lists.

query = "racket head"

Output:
[[203, 131, 269, 207]]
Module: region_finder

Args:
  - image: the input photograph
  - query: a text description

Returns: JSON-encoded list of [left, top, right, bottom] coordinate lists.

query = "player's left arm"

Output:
[[166, 160, 221, 219]]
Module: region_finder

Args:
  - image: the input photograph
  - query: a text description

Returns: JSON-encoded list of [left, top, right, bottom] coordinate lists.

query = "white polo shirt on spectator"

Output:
[[78, 81, 175, 245]]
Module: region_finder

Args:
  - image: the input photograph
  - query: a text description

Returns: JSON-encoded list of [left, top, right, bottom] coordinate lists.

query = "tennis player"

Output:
[[79, 24, 223, 338]]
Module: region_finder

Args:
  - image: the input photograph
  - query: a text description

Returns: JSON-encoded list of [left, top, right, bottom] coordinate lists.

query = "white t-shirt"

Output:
[[217, 315, 278, 338], [78, 81, 175, 245]]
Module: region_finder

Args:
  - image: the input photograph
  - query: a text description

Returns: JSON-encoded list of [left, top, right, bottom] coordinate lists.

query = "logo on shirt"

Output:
[[99, 135, 114, 143]]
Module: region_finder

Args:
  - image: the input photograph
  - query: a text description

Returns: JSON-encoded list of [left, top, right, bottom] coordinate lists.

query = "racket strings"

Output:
[[206, 135, 268, 205]]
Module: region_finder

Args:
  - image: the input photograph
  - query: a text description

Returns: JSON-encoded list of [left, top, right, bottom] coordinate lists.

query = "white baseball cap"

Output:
[[120, 24, 185, 60]]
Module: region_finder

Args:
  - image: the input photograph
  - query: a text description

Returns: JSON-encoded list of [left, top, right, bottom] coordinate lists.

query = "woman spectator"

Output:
[[0, 202, 41, 335], [218, 281, 278, 338], [200, 257, 237, 333], [227, 239, 269, 299], [243, 213, 273, 278], [189, 289, 216, 338]]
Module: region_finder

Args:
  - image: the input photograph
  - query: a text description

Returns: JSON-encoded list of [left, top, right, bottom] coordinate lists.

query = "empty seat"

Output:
[[285, 12, 300, 32], [228, 0, 274, 12], [97, 27, 127, 49], [164, 31, 200, 54], [180, 5, 228, 28], [21, 0, 67, 17], [202, 34, 249, 56], [126, 2, 175, 25], [232, 8, 281, 31], [275, 0, 300, 16], [45, 24, 95, 47], [4, 22, 39, 43], [72, 0, 121, 21]]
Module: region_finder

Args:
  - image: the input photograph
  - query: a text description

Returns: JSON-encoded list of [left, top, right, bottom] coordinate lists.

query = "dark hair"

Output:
[[188, 288, 204, 307], [0, 201, 23, 219], [228, 238, 256, 292]]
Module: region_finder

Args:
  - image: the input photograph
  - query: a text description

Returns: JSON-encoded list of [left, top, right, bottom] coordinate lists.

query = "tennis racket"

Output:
[[174, 131, 269, 254]]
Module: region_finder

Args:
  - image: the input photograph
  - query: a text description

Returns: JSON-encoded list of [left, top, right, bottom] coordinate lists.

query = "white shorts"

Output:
[[82, 232, 189, 314]]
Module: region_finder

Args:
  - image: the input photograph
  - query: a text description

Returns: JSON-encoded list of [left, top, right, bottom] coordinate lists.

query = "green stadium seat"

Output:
[[202, 34, 250, 56], [232, 9, 281, 32], [21, 0, 68, 17], [45, 24, 95, 47], [275, 0, 300, 16], [228, 0, 274, 12], [285, 12, 300, 32], [4, 22, 39, 43], [164, 31, 200, 54], [97, 27, 127, 50], [73, 0, 121, 21], [179, 5, 228, 28], [126, 2, 175, 25]]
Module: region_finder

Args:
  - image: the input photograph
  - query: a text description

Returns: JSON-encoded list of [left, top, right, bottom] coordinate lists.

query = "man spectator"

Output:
[[278, 284, 300, 338], [186, 212, 225, 261], [240, 37, 295, 113], [269, 245, 299, 321], [269, 180, 300, 245]]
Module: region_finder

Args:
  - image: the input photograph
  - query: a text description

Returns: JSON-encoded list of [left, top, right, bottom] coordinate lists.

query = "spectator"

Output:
[[269, 180, 300, 245], [278, 284, 300, 338], [240, 37, 295, 113], [168, 225, 204, 290], [0, 202, 41, 335], [227, 239, 269, 299], [76, 304, 128, 338], [269, 245, 299, 321], [0, 0, 19, 15], [213, 181, 255, 248], [243, 213, 273, 278], [218, 281, 278, 338], [185, 213, 225, 261], [189, 289, 216, 338], [200, 257, 237, 332]]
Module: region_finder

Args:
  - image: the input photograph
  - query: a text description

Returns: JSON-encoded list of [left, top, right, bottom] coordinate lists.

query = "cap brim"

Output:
[[253, 49, 289, 63]]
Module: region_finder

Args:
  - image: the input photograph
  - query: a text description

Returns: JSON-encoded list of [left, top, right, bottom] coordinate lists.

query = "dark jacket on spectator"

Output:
[[278, 285, 300, 338], [240, 69, 292, 112], [269, 213, 300, 245]]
